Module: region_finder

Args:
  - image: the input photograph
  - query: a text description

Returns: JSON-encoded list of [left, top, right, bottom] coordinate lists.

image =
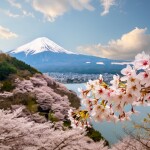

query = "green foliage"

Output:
[[25, 99, 39, 113], [48, 112, 59, 122], [0, 53, 40, 81], [1, 80, 15, 92], [11, 57, 39, 74], [0, 61, 17, 80], [86, 127, 106, 143], [0, 92, 38, 114], [39, 112, 47, 116], [53, 88, 80, 109], [67, 92, 81, 109], [61, 121, 109, 144], [63, 120, 71, 128]]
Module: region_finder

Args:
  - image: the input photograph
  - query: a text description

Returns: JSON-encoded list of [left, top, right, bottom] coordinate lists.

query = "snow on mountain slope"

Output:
[[10, 37, 75, 55]]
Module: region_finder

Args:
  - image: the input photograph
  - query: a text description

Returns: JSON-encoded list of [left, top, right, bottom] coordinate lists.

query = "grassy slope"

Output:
[[0, 53, 40, 91], [0, 53, 40, 81]]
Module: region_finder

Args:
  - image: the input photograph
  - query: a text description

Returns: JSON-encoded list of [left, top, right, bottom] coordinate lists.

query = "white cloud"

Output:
[[6, 0, 34, 18], [0, 26, 18, 39], [1, 9, 34, 18], [100, 0, 115, 16], [77, 28, 150, 60], [22, 10, 34, 18], [5, 0, 117, 21], [0, 9, 20, 18], [7, 0, 22, 9], [69, 0, 95, 11], [32, 0, 94, 22], [5, 10, 20, 18]]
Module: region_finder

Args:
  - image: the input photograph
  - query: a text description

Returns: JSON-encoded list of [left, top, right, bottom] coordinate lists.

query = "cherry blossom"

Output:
[[0, 108, 108, 150], [137, 70, 150, 87], [69, 51, 150, 128], [110, 74, 120, 88], [134, 51, 150, 70], [0, 92, 13, 98]]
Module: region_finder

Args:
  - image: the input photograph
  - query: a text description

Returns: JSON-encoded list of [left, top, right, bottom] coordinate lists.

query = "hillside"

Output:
[[0, 53, 80, 110], [0, 53, 40, 81], [0, 54, 106, 146], [0, 52, 81, 122]]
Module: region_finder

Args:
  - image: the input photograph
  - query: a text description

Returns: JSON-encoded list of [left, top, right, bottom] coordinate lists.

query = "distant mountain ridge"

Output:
[[9, 37, 130, 74]]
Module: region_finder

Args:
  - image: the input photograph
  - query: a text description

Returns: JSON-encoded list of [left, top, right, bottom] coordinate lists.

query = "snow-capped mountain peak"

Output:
[[10, 37, 75, 55]]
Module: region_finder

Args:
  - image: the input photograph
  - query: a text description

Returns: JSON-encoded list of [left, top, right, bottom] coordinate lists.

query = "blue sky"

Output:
[[0, 0, 150, 60]]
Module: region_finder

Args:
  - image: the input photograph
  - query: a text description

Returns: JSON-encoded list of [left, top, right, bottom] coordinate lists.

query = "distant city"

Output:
[[45, 72, 114, 83]]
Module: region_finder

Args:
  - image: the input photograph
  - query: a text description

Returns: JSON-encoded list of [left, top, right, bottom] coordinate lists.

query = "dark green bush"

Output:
[[11, 57, 39, 74], [0, 62, 17, 80], [0, 53, 40, 81], [63, 120, 71, 128], [86, 127, 104, 142], [1, 80, 15, 91], [48, 112, 59, 122]]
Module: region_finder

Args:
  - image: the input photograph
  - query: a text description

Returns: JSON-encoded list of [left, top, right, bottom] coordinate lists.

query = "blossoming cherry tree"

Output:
[[68, 52, 150, 128]]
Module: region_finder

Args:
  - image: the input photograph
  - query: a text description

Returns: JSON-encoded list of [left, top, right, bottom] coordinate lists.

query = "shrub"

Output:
[[1, 80, 15, 92]]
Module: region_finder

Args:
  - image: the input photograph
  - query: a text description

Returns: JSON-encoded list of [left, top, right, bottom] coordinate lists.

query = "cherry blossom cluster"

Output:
[[0, 107, 107, 150], [69, 52, 150, 128], [14, 74, 71, 121]]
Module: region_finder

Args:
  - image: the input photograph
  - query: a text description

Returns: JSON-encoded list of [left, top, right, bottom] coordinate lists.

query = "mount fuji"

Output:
[[10, 37, 75, 55], [9, 37, 128, 74]]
